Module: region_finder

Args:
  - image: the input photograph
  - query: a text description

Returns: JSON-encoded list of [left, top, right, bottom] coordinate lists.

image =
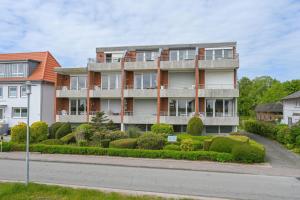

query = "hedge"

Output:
[[55, 123, 72, 139], [244, 120, 277, 138], [5, 143, 233, 162], [109, 138, 137, 149], [151, 123, 174, 135], [49, 122, 63, 139], [209, 136, 245, 153], [40, 139, 64, 145], [30, 121, 48, 143], [232, 144, 265, 163], [187, 116, 204, 135], [11, 123, 27, 143]]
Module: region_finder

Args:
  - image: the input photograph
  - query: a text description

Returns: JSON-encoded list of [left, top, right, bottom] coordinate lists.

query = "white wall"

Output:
[[283, 99, 300, 125], [168, 72, 195, 89], [205, 70, 234, 89], [0, 82, 42, 127], [41, 83, 55, 125], [134, 99, 157, 116]]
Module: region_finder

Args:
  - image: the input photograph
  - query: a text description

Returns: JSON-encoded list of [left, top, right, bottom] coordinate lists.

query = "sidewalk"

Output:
[[1, 152, 300, 177]]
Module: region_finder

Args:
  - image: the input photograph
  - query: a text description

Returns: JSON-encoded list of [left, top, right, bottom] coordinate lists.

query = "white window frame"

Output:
[[169, 49, 195, 61], [12, 107, 27, 118], [205, 47, 233, 60], [168, 99, 194, 116], [70, 75, 87, 90], [8, 86, 17, 98], [0, 86, 3, 98], [136, 51, 158, 62], [101, 73, 120, 90], [0, 108, 4, 120], [69, 98, 87, 115], [20, 86, 27, 98], [204, 98, 235, 117], [134, 72, 157, 89]]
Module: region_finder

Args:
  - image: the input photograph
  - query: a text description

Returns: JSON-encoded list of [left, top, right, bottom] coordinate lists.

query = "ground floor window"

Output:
[[173, 125, 187, 133], [70, 99, 86, 115], [124, 124, 152, 132], [205, 125, 234, 134], [12, 107, 27, 118], [169, 99, 195, 116]]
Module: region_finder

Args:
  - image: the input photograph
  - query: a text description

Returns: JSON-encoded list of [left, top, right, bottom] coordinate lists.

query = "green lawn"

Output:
[[0, 182, 170, 200]]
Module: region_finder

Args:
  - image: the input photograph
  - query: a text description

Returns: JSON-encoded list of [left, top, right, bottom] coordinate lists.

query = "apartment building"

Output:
[[55, 42, 239, 134], [0, 52, 60, 133]]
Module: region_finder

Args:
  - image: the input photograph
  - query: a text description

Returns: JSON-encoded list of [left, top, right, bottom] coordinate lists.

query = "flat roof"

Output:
[[96, 42, 237, 52], [54, 67, 87, 75]]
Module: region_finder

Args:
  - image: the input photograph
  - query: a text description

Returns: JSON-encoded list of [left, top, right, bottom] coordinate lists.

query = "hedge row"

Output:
[[3, 142, 233, 162]]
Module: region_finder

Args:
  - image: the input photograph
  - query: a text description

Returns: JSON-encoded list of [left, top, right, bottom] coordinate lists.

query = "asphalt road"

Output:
[[0, 159, 300, 200]]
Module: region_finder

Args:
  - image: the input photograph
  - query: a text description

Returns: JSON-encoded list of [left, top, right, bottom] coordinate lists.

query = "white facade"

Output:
[[282, 98, 300, 125], [0, 81, 55, 128]]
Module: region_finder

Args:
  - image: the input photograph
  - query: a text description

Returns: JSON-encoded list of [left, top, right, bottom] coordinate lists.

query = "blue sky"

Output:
[[0, 0, 299, 81]]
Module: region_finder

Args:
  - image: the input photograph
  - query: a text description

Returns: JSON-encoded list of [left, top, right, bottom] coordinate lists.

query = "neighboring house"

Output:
[[255, 102, 283, 122], [0, 52, 60, 133], [282, 91, 300, 126], [55, 42, 239, 134]]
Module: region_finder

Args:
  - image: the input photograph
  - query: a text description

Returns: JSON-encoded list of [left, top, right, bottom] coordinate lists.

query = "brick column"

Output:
[[156, 56, 161, 123], [86, 71, 91, 122], [54, 73, 57, 121], [195, 54, 199, 115], [120, 58, 125, 131]]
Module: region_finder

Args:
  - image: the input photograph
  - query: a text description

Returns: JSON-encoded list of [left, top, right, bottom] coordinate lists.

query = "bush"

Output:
[[60, 132, 76, 144], [105, 131, 128, 141], [203, 139, 213, 151], [40, 139, 64, 145], [49, 122, 63, 139], [109, 138, 137, 149], [187, 116, 204, 135], [290, 125, 300, 143], [163, 144, 181, 151], [209, 136, 245, 153], [74, 124, 94, 142], [276, 125, 290, 144], [126, 126, 142, 138], [151, 123, 173, 135], [180, 139, 194, 151], [137, 132, 165, 150], [78, 140, 88, 147], [30, 121, 48, 143], [296, 135, 300, 147], [55, 123, 72, 139], [244, 120, 276, 138], [232, 144, 265, 163], [11, 123, 27, 143]]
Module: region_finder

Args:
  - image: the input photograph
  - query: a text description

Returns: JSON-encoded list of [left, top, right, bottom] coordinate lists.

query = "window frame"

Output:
[[168, 99, 195, 116], [8, 86, 18, 98], [101, 73, 121, 90], [205, 48, 233, 60], [134, 72, 157, 89], [20, 86, 27, 98], [0, 86, 3, 98], [70, 75, 87, 90], [69, 98, 87, 115], [12, 107, 27, 118], [169, 49, 196, 61]]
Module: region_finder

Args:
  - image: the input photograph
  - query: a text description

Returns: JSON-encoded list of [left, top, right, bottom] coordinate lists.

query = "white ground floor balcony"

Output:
[[56, 114, 87, 123], [89, 113, 121, 124]]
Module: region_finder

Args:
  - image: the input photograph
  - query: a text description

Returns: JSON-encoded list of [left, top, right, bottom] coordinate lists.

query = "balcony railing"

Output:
[[199, 84, 238, 89], [56, 111, 87, 115], [198, 53, 239, 60]]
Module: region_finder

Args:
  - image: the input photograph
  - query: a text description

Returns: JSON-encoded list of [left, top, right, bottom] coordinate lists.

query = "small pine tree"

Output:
[[91, 111, 109, 131], [106, 119, 117, 131]]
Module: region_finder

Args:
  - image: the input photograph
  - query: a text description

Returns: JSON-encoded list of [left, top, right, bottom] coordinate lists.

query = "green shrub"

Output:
[[180, 139, 194, 151], [137, 132, 165, 150], [100, 139, 110, 148], [244, 120, 276, 138], [126, 126, 142, 138], [209, 136, 245, 153], [290, 126, 300, 143], [163, 144, 181, 151], [203, 139, 213, 151], [109, 138, 137, 149], [11, 122, 27, 143], [1, 142, 12, 151], [232, 144, 265, 163], [295, 135, 300, 147], [151, 123, 173, 135], [55, 123, 72, 139], [74, 124, 94, 142], [105, 130, 128, 141], [49, 122, 63, 139], [276, 125, 290, 144], [40, 139, 64, 145], [60, 132, 76, 144], [30, 121, 48, 143], [187, 116, 204, 135], [78, 140, 88, 147]]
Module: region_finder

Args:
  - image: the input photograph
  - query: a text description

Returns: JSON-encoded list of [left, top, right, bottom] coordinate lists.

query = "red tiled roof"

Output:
[[0, 51, 61, 83]]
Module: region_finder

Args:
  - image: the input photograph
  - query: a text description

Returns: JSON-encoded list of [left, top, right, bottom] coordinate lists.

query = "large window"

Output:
[[169, 99, 195, 116], [205, 99, 235, 117], [70, 99, 86, 115], [70, 76, 87, 90], [105, 53, 123, 63], [12, 107, 27, 118], [169, 49, 195, 61], [101, 73, 121, 90], [136, 51, 158, 62], [134, 72, 157, 89], [8, 86, 17, 98], [0, 63, 27, 78], [205, 48, 233, 60]]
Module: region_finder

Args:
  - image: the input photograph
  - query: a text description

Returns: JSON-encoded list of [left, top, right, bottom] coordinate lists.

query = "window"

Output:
[[169, 49, 195, 61], [0, 63, 28, 78], [296, 100, 300, 108], [101, 73, 121, 90], [12, 107, 27, 118], [206, 99, 214, 117], [105, 53, 123, 63], [70, 99, 86, 115], [205, 48, 233, 60], [8, 86, 17, 98], [0, 87, 2, 98], [206, 126, 219, 134], [205, 99, 235, 117], [70, 76, 87, 90], [136, 51, 158, 62], [20, 86, 27, 97], [169, 99, 195, 116], [134, 72, 157, 89]]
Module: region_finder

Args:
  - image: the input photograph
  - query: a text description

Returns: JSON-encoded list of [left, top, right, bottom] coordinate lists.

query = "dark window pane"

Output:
[[220, 126, 233, 133], [206, 126, 219, 134]]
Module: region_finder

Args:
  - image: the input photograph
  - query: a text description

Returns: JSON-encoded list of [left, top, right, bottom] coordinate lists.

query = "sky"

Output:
[[0, 0, 299, 81]]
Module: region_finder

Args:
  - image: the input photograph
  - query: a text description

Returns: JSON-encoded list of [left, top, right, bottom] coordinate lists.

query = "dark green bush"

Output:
[[30, 121, 48, 143], [126, 126, 142, 138], [276, 125, 290, 144], [60, 132, 76, 144], [290, 125, 300, 143], [163, 144, 181, 151], [49, 122, 63, 139], [100, 139, 110, 148], [40, 139, 64, 145], [105, 130, 128, 141], [74, 124, 94, 142], [232, 144, 265, 163], [187, 116, 204, 135], [151, 123, 174, 135], [137, 132, 165, 150], [296, 135, 300, 147], [180, 139, 194, 151], [109, 138, 137, 149], [55, 123, 72, 139], [244, 120, 276, 138], [203, 139, 213, 151], [209, 136, 245, 153], [11, 122, 27, 143], [1, 142, 12, 151], [78, 140, 88, 147]]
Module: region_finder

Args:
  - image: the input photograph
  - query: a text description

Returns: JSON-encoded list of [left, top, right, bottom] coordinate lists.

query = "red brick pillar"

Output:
[[86, 71, 91, 122], [195, 54, 199, 115], [120, 58, 125, 130], [157, 56, 161, 123]]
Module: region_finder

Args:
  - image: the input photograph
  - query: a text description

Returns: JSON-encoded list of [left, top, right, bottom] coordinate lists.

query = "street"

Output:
[[0, 159, 300, 200]]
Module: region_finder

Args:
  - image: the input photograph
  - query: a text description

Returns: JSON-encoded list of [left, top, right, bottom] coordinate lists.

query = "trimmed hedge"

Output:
[[151, 123, 174, 135], [232, 144, 265, 163], [40, 139, 64, 145], [55, 123, 72, 139], [30, 121, 48, 143], [109, 138, 137, 149], [11, 123, 27, 143], [209, 136, 245, 153], [244, 120, 277, 138], [180, 139, 194, 151], [187, 116, 204, 135], [7, 143, 233, 162], [137, 132, 165, 150], [49, 122, 63, 139], [60, 132, 76, 144], [163, 144, 181, 151], [74, 124, 94, 142]]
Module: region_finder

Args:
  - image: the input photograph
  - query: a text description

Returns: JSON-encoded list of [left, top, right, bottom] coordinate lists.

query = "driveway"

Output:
[[244, 132, 300, 169]]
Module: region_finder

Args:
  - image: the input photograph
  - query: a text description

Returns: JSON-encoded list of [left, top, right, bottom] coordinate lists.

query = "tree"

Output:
[[90, 111, 109, 131], [187, 116, 204, 135]]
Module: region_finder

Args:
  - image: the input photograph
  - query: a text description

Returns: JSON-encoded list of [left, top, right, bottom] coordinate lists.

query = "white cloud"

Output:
[[0, 0, 299, 81]]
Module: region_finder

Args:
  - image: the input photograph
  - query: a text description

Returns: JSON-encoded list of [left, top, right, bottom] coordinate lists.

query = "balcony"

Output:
[[123, 112, 157, 124], [124, 85, 157, 98], [160, 59, 194, 70], [88, 59, 121, 71], [56, 111, 87, 123], [124, 58, 157, 70], [198, 54, 239, 69], [160, 85, 195, 98], [89, 111, 121, 123], [89, 86, 121, 98], [56, 86, 87, 98], [199, 84, 239, 97]]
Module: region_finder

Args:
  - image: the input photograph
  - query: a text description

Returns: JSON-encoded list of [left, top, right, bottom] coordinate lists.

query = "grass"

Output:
[[0, 182, 169, 200]]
